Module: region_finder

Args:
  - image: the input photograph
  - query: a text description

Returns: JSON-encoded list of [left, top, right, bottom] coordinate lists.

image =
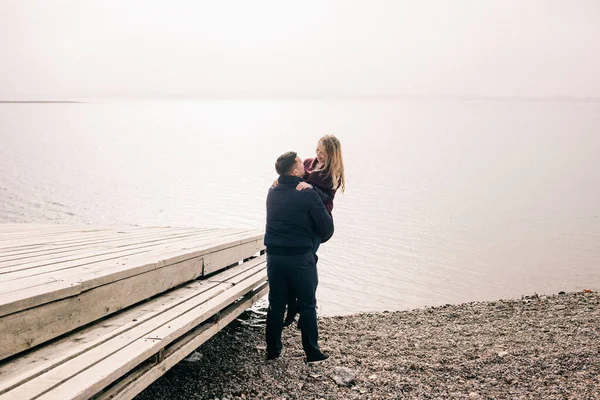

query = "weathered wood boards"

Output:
[[97, 282, 269, 400], [0, 224, 265, 361], [0, 256, 267, 400]]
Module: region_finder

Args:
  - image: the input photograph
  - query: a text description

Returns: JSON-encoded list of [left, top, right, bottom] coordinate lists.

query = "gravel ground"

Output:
[[135, 291, 599, 399]]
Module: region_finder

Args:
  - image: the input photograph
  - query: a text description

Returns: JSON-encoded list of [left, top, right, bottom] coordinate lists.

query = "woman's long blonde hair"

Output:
[[318, 134, 346, 193]]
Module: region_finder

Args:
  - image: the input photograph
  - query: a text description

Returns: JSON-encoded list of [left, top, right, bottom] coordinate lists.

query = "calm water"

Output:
[[1, 100, 599, 315]]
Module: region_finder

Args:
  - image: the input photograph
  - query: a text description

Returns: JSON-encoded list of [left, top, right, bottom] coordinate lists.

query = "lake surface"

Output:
[[1, 99, 599, 315]]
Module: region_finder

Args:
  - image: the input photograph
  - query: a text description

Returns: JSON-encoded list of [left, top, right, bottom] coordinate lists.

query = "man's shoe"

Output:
[[306, 351, 329, 365], [266, 351, 280, 361]]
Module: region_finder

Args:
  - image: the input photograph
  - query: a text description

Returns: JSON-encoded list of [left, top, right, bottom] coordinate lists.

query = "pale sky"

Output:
[[1, 0, 599, 99]]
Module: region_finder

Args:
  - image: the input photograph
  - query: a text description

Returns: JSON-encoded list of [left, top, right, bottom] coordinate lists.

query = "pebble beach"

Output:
[[136, 291, 599, 399]]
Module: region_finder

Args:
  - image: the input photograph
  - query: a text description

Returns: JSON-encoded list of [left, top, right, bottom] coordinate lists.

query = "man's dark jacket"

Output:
[[264, 175, 334, 255]]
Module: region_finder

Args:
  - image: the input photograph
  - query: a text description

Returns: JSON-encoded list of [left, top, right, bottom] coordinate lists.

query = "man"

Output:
[[264, 151, 334, 364]]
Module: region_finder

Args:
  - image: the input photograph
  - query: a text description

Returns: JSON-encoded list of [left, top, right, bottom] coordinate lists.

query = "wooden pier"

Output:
[[0, 224, 267, 399]]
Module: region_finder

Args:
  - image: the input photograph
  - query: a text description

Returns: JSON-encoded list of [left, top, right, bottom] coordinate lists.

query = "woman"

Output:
[[283, 134, 346, 327]]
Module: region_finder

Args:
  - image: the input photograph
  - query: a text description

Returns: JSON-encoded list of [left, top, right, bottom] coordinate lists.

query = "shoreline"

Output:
[[136, 291, 599, 399]]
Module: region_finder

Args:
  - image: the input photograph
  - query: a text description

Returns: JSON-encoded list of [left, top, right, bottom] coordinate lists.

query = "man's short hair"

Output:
[[275, 151, 298, 175]]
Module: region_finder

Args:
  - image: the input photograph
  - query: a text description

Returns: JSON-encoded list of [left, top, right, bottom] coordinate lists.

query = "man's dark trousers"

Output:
[[265, 251, 320, 358]]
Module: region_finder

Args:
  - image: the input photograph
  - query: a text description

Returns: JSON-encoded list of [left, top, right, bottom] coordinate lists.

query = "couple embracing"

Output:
[[264, 134, 346, 365]]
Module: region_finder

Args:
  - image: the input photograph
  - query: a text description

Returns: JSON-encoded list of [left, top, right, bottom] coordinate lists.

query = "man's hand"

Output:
[[296, 182, 313, 191], [272, 179, 279, 188]]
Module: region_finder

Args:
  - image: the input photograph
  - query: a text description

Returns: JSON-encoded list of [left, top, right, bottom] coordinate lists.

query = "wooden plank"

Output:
[[0, 225, 123, 244], [0, 225, 126, 242], [0, 228, 252, 280], [38, 274, 266, 400], [0, 226, 206, 254], [0, 247, 154, 303], [203, 239, 264, 275], [0, 254, 200, 361], [0, 258, 266, 395], [0, 230, 262, 300], [0, 245, 264, 361], [0, 227, 208, 260], [0, 302, 164, 394], [0, 223, 141, 236], [75, 232, 263, 291], [0, 226, 197, 253], [0, 226, 212, 254], [0, 229, 230, 267], [0, 230, 262, 311], [97, 283, 269, 400], [0, 228, 145, 254], [0, 229, 255, 294], [0, 260, 266, 399], [0, 228, 236, 275], [0, 229, 142, 248]]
